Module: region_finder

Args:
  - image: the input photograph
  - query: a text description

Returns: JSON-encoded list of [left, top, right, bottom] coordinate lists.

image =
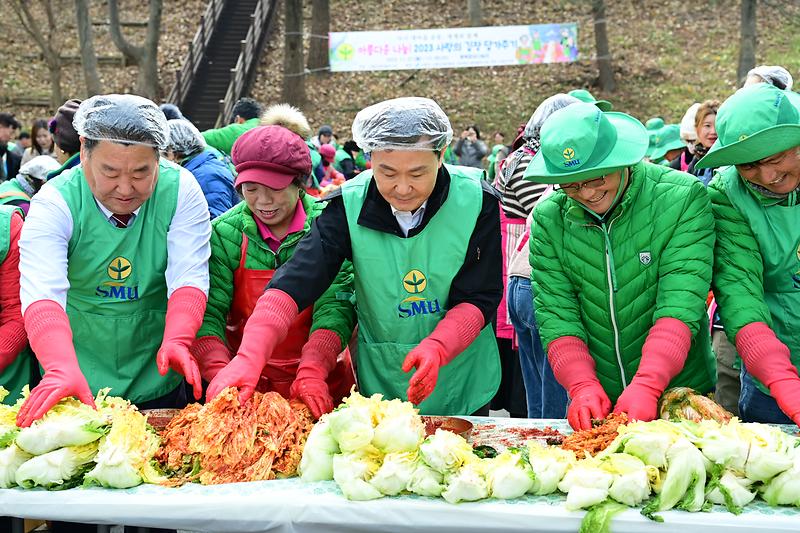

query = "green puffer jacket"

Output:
[[530, 161, 716, 401], [201, 118, 260, 156], [197, 192, 356, 349]]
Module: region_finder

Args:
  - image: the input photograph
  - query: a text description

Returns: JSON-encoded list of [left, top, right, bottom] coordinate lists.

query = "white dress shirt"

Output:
[[391, 201, 428, 237], [19, 166, 211, 312]]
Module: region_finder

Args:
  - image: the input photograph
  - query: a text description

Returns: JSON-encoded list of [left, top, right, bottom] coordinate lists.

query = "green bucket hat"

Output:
[[695, 84, 800, 169], [649, 124, 685, 162], [523, 102, 648, 184], [568, 89, 613, 112], [645, 117, 665, 158]]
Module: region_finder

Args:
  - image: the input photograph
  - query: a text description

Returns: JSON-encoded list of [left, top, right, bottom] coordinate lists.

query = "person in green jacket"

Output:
[[201, 97, 263, 156], [695, 83, 800, 426], [191, 105, 356, 418], [524, 102, 716, 430]]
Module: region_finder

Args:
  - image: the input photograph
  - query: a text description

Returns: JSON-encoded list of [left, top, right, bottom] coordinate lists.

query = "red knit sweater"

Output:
[[0, 212, 27, 365]]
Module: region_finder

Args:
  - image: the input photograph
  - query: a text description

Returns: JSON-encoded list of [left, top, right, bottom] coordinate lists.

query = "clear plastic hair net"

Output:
[[523, 93, 582, 140], [747, 65, 794, 91], [17, 155, 60, 181], [166, 119, 206, 156], [680, 103, 701, 143], [352, 97, 453, 152], [73, 94, 169, 150]]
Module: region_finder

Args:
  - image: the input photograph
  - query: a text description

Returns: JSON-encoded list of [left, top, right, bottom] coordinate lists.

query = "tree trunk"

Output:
[[283, 0, 306, 108], [591, 0, 616, 92], [737, 0, 757, 84], [10, 1, 63, 108], [75, 0, 102, 96], [308, 0, 330, 74], [108, 0, 162, 99], [467, 0, 481, 27], [108, 0, 143, 65]]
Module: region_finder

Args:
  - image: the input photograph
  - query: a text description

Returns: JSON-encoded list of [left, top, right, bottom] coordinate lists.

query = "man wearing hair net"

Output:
[[207, 97, 502, 416], [15, 94, 211, 428]]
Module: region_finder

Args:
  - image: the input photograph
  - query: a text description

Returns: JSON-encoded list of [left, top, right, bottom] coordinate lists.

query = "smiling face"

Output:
[[371, 149, 444, 212], [241, 181, 301, 238], [80, 139, 160, 215], [697, 113, 718, 149], [736, 146, 800, 195], [562, 170, 625, 215]]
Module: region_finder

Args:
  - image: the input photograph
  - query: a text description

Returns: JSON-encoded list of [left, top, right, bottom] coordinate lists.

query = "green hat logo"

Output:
[[563, 147, 575, 161]]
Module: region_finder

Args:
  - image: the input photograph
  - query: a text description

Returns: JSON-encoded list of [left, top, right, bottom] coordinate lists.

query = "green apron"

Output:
[[341, 165, 501, 415], [334, 148, 353, 173], [724, 168, 800, 395], [51, 161, 182, 403], [0, 205, 30, 404]]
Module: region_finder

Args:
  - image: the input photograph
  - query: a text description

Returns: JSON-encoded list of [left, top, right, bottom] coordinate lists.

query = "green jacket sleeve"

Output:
[[197, 224, 238, 344], [652, 176, 715, 334], [530, 199, 587, 347], [202, 124, 238, 155], [708, 176, 771, 339], [310, 259, 356, 349]]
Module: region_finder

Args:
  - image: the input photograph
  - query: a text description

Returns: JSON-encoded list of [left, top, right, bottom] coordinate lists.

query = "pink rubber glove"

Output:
[[613, 317, 691, 421], [290, 329, 341, 419], [190, 336, 232, 383], [548, 336, 611, 430], [401, 303, 485, 405], [207, 289, 298, 403], [16, 300, 95, 427], [0, 321, 26, 374], [156, 286, 207, 400], [736, 322, 800, 426]]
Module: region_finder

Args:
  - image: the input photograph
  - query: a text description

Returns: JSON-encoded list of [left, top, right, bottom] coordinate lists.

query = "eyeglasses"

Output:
[[555, 176, 606, 194]]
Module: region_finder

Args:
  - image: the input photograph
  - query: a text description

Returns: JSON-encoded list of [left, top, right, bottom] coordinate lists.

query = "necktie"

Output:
[[111, 213, 132, 228]]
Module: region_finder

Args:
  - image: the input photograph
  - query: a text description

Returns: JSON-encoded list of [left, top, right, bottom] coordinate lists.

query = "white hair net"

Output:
[[747, 65, 794, 91], [680, 103, 701, 143], [17, 155, 60, 181], [523, 93, 582, 140], [74, 94, 169, 150], [166, 118, 206, 156], [352, 97, 453, 152]]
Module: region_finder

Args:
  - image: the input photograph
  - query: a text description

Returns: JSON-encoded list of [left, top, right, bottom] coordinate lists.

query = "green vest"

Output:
[[51, 161, 182, 403], [0, 179, 30, 206], [333, 148, 353, 173], [723, 168, 800, 395], [0, 205, 30, 404], [341, 165, 501, 415]]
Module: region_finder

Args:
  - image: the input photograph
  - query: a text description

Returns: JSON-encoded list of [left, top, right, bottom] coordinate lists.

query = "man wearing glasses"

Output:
[[523, 102, 716, 430]]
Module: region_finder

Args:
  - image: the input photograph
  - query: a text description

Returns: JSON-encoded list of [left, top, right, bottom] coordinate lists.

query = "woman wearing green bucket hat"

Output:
[[695, 83, 800, 426], [523, 102, 716, 430]]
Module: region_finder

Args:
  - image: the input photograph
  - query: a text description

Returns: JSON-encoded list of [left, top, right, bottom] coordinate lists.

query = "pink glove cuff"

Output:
[[735, 322, 797, 387], [419, 302, 485, 366], [0, 320, 27, 356], [547, 336, 599, 392], [163, 286, 207, 346], [239, 289, 299, 367], [296, 329, 342, 377], [191, 335, 231, 362], [634, 317, 692, 389], [24, 300, 73, 350]]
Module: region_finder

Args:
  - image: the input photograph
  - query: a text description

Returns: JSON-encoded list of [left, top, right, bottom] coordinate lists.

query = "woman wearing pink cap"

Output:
[[190, 105, 356, 418]]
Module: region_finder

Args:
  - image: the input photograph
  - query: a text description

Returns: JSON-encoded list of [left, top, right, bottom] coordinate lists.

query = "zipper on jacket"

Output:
[[601, 217, 627, 388]]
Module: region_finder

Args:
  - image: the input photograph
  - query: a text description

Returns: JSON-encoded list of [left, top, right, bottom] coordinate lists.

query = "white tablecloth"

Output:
[[2, 417, 800, 532]]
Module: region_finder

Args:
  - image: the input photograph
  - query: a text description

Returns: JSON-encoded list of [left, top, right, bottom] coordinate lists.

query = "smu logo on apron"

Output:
[[95, 256, 140, 301], [397, 269, 442, 319]]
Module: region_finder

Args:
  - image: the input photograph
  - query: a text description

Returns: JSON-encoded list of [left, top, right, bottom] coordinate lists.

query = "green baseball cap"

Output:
[[649, 124, 685, 162], [695, 84, 800, 169], [568, 89, 613, 112], [523, 102, 648, 184]]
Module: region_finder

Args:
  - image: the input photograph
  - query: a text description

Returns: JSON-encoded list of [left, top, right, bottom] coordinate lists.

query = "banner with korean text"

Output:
[[328, 23, 578, 72]]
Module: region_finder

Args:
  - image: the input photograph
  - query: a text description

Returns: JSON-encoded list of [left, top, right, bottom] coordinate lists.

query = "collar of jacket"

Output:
[[563, 162, 644, 225], [355, 165, 451, 237], [241, 190, 317, 252]]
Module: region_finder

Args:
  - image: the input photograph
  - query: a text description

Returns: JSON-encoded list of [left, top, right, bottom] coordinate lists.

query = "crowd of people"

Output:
[[0, 64, 799, 502]]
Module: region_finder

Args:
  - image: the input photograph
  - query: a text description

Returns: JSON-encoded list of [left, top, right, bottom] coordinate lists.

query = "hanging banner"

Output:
[[328, 23, 578, 72]]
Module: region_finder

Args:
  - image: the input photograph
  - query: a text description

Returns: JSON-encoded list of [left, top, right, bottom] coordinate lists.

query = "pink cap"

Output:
[[232, 125, 311, 189], [319, 143, 336, 163]]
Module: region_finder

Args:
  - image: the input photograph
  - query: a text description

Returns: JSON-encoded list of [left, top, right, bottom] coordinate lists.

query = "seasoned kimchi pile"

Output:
[[155, 388, 314, 485], [561, 412, 628, 457]]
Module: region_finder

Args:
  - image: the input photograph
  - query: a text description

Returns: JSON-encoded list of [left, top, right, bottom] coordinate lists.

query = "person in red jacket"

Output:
[[0, 206, 28, 403]]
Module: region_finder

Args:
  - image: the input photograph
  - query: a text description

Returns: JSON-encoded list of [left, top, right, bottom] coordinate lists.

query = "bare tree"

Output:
[[75, 0, 102, 96], [108, 0, 163, 99], [308, 0, 330, 74], [10, 1, 63, 108], [283, 0, 306, 108], [467, 0, 482, 27], [591, 0, 616, 92], [737, 0, 757, 83]]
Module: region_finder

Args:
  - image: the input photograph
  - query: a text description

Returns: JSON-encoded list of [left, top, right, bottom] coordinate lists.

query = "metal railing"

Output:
[[166, 0, 227, 107], [215, 0, 277, 127]]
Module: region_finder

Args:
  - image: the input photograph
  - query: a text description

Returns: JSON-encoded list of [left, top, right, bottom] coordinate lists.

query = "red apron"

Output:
[[225, 233, 355, 402]]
